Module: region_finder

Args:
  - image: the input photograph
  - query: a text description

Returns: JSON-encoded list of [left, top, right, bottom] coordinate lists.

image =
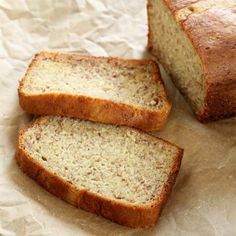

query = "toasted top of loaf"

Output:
[[161, 0, 236, 86], [20, 51, 169, 111], [18, 116, 182, 205]]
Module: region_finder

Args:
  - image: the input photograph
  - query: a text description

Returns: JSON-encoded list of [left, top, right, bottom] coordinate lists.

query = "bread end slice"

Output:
[[18, 51, 171, 131], [16, 116, 183, 228]]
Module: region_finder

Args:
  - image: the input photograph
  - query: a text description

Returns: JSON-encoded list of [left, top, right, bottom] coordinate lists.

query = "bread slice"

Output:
[[16, 116, 183, 228], [18, 51, 171, 131], [148, 0, 236, 122]]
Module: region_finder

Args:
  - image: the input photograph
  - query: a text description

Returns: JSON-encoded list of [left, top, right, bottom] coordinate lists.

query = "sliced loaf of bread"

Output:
[[18, 51, 171, 131], [16, 116, 183, 228], [148, 0, 236, 122]]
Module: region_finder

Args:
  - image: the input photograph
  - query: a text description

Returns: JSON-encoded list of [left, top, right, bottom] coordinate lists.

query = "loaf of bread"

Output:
[[18, 51, 171, 131], [148, 0, 236, 122], [16, 116, 183, 228]]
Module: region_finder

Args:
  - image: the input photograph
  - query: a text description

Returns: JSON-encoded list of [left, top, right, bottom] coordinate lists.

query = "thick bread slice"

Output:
[[148, 0, 236, 122], [18, 51, 171, 131], [16, 116, 183, 228]]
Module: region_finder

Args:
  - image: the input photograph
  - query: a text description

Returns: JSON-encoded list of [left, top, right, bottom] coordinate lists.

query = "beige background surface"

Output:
[[0, 0, 236, 235]]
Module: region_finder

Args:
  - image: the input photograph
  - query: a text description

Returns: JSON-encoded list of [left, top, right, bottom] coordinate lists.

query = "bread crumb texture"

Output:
[[22, 53, 167, 110], [148, 0, 204, 112], [21, 116, 179, 205]]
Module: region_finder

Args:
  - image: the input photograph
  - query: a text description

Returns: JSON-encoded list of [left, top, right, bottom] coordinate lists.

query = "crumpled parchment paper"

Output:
[[0, 0, 236, 235]]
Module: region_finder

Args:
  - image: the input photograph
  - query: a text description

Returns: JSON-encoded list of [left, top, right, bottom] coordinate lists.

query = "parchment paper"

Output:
[[0, 0, 236, 235]]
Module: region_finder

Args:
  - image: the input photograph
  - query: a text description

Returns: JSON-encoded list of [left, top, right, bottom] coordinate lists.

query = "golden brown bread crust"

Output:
[[163, 0, 200, 12], [18, 52, 171, 131], [15, 117, 183, 228], [148, 0, 236, 122]]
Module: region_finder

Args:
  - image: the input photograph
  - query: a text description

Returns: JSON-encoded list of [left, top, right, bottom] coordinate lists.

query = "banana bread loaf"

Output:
[[148, 0, 236, 122]]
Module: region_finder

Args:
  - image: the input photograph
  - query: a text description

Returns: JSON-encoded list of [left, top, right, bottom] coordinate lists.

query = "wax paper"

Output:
[[0, 0, 236, 235]]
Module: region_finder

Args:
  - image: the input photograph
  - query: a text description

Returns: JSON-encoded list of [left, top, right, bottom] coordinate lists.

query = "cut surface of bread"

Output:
[[148, 0, 236, 122], [16, 116, 183, 228], [148, 0, 204, 113], [19, 51, 171, 131]]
